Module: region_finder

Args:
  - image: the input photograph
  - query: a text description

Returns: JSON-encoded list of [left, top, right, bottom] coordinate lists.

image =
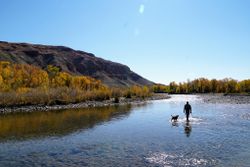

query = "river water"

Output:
[[0, 95, 250, 167]]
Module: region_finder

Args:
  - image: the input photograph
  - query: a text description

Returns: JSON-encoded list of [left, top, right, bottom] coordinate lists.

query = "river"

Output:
[[0, 95, 250, 167]]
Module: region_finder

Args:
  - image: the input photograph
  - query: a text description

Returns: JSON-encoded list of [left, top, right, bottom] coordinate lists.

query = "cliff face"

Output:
[[0, 41, 153, 87]]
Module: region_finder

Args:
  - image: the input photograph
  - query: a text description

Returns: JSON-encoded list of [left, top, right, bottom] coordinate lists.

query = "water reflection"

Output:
[[0, 104, 138, 141], [184, 121, 192, 137], [171, 121, 179, 127]]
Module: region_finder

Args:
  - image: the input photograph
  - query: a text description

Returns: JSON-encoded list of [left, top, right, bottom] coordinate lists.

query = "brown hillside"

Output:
[[0, 41, 153, 87]]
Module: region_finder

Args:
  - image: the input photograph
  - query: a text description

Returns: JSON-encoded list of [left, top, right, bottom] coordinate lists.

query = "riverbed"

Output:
[[0, 95, 250, 167]]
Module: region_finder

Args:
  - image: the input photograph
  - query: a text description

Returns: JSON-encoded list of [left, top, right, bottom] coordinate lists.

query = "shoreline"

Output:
[[0, 93, 170, 114], [168, 93, 250, 104], [199, 93, 250, 104], [2, 93, 250, 114]]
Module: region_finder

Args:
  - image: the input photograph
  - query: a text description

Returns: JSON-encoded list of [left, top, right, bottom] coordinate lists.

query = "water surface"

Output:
[[0, 95, 250, 167]]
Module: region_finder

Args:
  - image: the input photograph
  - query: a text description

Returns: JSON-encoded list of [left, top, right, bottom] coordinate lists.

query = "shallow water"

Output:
[[0, 95, 250, 167]]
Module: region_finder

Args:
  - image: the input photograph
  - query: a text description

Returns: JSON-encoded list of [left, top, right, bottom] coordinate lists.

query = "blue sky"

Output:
[[0, 0, 250, 84]]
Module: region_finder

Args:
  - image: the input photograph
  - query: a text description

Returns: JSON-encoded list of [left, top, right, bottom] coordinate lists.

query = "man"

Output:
[[183, 101, 192, 121]]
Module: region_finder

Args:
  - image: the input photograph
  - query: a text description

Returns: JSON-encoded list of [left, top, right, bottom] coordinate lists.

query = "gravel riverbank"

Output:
[[200, 94, 250, 104], [0, 93, 170, 114]]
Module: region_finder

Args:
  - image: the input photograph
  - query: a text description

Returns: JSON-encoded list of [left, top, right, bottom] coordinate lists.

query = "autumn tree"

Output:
[[167, 78, 250, 94]]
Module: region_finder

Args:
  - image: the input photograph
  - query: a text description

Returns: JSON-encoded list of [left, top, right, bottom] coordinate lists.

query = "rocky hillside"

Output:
[[0, 41, 153, 87]]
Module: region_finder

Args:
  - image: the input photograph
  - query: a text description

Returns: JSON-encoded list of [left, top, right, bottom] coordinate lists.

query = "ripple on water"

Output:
[[180, 117, 203, 124], [241, 113, 250, 120], [145, 152, 217, 167], [164, 95, 202, 103], [170, 117, 203, 125]]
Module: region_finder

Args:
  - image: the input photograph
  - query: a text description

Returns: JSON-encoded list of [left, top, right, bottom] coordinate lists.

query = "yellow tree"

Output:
[[52, 72, 71, 88], [0, 61, 13, 91]]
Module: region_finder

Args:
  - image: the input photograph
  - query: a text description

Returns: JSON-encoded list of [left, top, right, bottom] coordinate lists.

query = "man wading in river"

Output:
[[184, 101, 192, 121]]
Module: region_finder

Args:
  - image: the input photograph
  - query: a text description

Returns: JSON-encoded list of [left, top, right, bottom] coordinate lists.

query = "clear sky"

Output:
[[0, 0, 250, 84]]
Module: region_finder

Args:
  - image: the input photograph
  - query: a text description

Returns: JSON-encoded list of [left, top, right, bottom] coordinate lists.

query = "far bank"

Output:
[[0, 93, 170, 114]]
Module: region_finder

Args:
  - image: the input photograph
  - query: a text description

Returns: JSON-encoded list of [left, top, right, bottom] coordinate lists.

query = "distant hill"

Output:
[[0, 41, 153, 87]]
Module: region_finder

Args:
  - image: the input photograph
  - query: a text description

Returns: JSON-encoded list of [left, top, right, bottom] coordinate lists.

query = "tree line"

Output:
[[153, 78, 250, 94]]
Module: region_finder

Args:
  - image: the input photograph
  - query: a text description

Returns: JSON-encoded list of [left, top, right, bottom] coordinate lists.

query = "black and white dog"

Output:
[[171, 115, 179, 122]]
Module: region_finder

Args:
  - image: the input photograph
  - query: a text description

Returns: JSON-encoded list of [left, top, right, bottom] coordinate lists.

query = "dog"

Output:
[[171, 115, 179, 122]]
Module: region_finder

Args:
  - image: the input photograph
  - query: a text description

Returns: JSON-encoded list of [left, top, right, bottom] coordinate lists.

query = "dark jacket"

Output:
[[184, 104, 192, 114]]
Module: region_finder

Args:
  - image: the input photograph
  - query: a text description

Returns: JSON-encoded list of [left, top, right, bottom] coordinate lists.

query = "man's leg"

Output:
[[186, 113, 189, 121]]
